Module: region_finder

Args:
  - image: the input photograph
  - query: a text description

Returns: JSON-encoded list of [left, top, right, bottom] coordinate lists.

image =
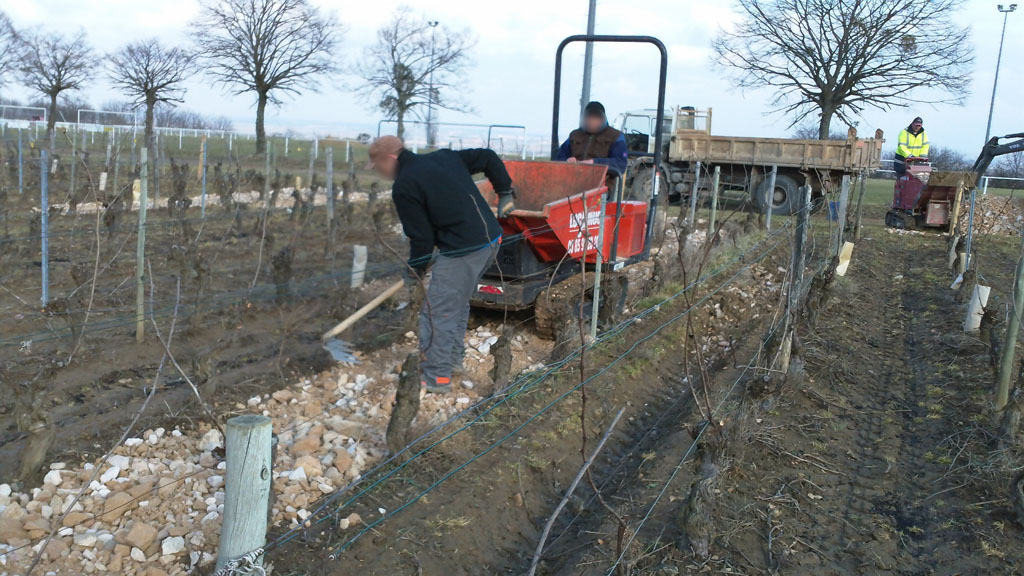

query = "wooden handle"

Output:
[[321, 280, 406, 342]]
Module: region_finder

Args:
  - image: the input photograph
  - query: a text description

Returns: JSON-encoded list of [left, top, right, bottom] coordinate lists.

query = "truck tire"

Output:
[[755, 173, 800, 215], [629, 168, 669, 248]]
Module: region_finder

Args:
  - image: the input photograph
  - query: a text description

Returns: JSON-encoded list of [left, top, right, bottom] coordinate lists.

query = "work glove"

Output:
[[496, 189, 516, 218]]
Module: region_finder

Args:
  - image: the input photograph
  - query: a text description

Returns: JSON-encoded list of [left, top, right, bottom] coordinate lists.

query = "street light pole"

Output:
[[580, 0, 597, 118], [426, 20, 439, 148], [984, 4, 1017, 144]]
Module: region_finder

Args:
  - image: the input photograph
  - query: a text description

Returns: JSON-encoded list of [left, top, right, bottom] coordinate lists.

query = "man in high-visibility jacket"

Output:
[[894, 116, 930, 177]]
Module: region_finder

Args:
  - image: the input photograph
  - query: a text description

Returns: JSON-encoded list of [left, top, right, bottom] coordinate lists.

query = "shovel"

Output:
[[321, 280, 406, 362]]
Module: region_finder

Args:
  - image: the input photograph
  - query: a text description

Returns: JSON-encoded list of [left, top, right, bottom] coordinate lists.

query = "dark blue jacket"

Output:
[[392, 148, 510, 272], [555, 127, 628, 176]]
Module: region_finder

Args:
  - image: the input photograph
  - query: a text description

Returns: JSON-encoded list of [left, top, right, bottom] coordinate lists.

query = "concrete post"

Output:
[[765, 165, 778, 231], [709, 165, 721, 234], [687, 161, 702, 227]]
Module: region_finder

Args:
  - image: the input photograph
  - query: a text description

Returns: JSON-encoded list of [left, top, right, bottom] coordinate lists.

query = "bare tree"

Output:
[[108, 39, 195, 197], [190, 0, 343, 153], [18, 29, 97, 141], [108, 39, 195, 158], [356, 6, 474, 141], [714, 0, 973, 139], [0, 11, 19, 87]]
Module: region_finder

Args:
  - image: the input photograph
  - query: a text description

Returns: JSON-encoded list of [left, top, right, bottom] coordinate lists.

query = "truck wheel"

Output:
[[755, 173, 800, 215], [629, 169, 669, 248]]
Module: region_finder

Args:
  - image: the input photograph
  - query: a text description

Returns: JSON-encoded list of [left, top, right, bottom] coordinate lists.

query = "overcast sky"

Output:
[[2, 0, 1021, 156]]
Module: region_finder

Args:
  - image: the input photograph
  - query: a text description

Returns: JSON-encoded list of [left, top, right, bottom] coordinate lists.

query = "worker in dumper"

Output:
[[368, 135, 515, 394], [555, 101, 629, 176], [894, 116, 930, 177]]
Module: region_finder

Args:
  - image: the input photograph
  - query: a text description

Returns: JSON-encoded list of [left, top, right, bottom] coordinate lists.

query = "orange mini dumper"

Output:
[[470, 35, 668, 339]]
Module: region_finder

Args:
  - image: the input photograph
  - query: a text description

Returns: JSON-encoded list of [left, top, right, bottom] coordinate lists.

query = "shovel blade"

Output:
[[323, 338, 360, 364]]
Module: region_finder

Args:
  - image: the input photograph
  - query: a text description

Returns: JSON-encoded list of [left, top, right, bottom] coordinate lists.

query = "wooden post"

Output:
[[687, 161, 702, 227], [307, 142, 315, 194], [781, 184, 813, 373], [765, 165, 777, 231], [135, 148, 148, 343], [997, 233, 1024, 411], [217, 415, 273, 571], [40, 149, 49, 306], [351, 245, 367, 288], [708, 165, 721, 234], [853, 170, 867, 240]]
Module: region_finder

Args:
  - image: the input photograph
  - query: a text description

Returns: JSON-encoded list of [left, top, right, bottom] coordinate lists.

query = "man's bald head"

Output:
[[368, 135, 405, 179]]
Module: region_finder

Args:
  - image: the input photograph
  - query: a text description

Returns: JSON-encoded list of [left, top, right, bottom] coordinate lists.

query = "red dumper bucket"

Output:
[[478, 161, 647, 265]]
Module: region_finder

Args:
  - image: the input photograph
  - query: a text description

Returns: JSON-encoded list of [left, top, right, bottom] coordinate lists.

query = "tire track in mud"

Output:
[[803, 238, 958, 574]]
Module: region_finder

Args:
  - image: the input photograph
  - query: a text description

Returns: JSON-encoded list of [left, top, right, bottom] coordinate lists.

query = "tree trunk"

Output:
[[396, 103, 407, 141], [256, 91, 268, 154], [145, 96, 158, 205], [817, 105, 835, 140], [47, 92, 58, 152]]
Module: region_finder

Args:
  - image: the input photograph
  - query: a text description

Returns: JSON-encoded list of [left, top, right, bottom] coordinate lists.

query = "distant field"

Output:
[[860, 177, 1021, 206]]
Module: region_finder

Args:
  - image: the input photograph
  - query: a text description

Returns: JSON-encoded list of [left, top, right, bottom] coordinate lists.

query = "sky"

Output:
[[1, 0, 1021, 156]]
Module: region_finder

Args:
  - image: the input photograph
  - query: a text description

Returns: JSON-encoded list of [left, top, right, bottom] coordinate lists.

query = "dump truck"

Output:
[[619, 107, 885, 214]]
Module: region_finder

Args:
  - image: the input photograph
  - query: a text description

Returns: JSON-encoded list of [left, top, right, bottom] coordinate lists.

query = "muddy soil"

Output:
[[0, 186, 406, 486], [265, 226, 791, 575], [268, 223, 1024, 576]]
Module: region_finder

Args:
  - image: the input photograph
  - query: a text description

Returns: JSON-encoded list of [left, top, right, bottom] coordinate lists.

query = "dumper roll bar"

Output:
[[550, 35, 669, 261]]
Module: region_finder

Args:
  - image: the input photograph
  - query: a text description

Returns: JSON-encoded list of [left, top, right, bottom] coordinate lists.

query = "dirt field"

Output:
[[4, 151, 1024, 576], [265, 220, 1024, 575]]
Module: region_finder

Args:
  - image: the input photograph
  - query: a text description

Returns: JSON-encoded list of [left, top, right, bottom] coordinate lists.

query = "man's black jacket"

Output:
[[392, 148, 513, 273]]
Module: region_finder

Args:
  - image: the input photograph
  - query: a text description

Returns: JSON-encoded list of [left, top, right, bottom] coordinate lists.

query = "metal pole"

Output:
[[345, 140, 350, 163], [982, 176, 990, 196], [40, 149, 49, 306], [965, 187, 977, 270], [284, 136, 289, 158], [708, 166, 721, 234], [70, 128, 77, 202], [426, 21, 439, 148], [834, 174, 851, 253], [201, 138, 208, 218], [17, 129, 22, 195], [997, 232, 1024, 411], [216, 415, 272, 571], [687, 161, 702, 227], [135, 148, 148, 343], [984, 7, 1016, 145], [326, 146, 334, 230], [765, 165, 778, 231], [580, 0, 597, 116], [590, 193, 608, 341]]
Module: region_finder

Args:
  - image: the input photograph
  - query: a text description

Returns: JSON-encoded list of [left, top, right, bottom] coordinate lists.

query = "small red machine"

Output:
[[470, 34, 668, 324], [885, 157, 948, 228]]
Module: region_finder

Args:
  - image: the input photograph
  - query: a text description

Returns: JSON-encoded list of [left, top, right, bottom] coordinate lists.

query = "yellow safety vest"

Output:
[[896, 129, 929, 158]]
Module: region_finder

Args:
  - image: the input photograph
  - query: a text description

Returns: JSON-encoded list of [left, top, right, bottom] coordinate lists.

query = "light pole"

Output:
[[426, 20, 439, 148], [580, 0, 597, 119], [984, 4, 1017, 144]]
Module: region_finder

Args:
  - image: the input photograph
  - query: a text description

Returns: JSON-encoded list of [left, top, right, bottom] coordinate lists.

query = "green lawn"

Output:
[[860, 177, 1021, 206]]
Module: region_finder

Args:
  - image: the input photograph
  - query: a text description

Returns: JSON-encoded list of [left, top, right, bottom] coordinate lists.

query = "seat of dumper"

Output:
[[477, 161, 608, 218]]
